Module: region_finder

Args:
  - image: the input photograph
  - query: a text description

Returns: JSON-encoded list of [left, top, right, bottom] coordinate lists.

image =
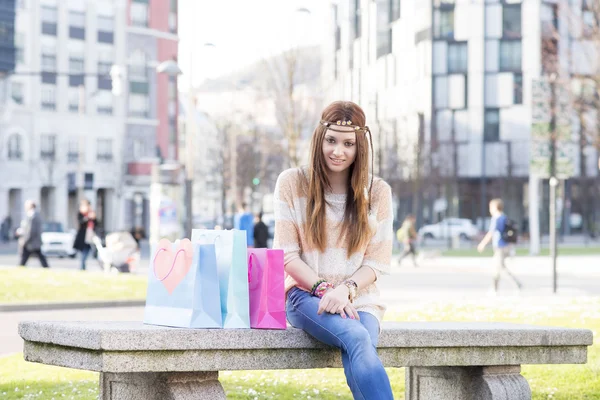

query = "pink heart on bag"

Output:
[[153, 238, 194, 294]]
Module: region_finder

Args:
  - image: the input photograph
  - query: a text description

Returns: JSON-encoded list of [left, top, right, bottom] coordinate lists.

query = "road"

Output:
[[2, 250, 599, 356]]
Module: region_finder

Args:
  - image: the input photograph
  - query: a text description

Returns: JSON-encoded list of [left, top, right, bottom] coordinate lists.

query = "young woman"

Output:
[[273, 101, 394, 399], [73, 199, 97, 271]]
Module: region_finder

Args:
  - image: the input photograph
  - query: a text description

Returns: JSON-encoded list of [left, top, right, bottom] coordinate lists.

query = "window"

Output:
[[484, 109, 500, 142], [503, 4, 521, 39], [7, 134, 22, 160], [84, 173, 94, 190], [499, 40, 521, 71], [69, 10, 85, 39], [351, 0, 361, 39], [129, 93, 150, 118], [97, 139, 113, 161], [447, 42, 467, 73], [376, 0, 392, 58], [41, 84, 56, 110], [69, 53, 84, 73], [97, 50, 113, 90], [129, 50, 148, 81], [391, 0, 400, 21], [15, 32, 24, 64], [40, 134, 56, 160], [67, 138, 78, 163], [68, 87, 81, 112], [434, 9, 454, 39], [513, 73, 523, 104], [98, 15, 114, 43], [41, 45, 57, 84], [69, 52, 85, 87], [96, 90, 113, 115], [11, 82, 23, 104], [133, 138, 146, 159], [131, 2, 149, 27], [41, 6, 57, 35], [41, 46, 56, 71], [169, 0, 177, 33]]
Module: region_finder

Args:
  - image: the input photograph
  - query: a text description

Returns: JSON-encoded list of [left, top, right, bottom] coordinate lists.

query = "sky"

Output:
[[177, 0, 328, 89]]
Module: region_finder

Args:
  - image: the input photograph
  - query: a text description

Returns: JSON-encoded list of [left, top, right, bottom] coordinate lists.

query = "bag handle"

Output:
[[196, 234, 221, 245], [248, 252, 258, 282], [152, 247, 187, 281]]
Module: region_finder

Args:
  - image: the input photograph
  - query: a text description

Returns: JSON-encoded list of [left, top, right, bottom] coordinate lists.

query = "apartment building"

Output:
[[324, 0, 599, 233]]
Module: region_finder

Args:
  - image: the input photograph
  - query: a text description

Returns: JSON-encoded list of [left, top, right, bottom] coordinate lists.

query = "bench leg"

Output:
[[100, 371, 226, 400], [406, 365, 531, 400]]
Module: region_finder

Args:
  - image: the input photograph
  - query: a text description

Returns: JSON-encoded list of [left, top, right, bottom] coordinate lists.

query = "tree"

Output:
[[262, 46, 322, 168]]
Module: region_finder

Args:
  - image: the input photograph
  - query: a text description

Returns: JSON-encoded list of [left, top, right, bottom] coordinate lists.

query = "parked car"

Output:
[[418, 218, 479, 240], [41, 221, 77, 258]]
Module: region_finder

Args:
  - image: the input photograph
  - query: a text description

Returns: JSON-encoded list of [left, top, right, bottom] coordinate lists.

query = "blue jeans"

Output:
[[80, 246, 91, 271], [286, 287, 394, 400]]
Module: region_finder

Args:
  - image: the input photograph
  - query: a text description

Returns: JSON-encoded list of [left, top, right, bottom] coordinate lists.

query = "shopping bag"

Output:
[[191, 229, 250, 329], [143, 238, 222, 328], [247, 248, 286, 329]]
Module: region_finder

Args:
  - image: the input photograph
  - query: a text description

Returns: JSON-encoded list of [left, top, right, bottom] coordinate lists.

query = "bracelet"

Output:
[[314, 281, 334, 298], [342, 279, 359, 303], [310, 279, 326, 296]]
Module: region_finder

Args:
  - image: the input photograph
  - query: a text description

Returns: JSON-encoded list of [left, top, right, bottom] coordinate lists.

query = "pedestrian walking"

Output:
[[16, 200, 49, 268], [477, 198, 522, 293], [253, 212, 269, 249], [274, 100, 394, 399], [397, 214, 419, 267], [73, 199, 97, 271]]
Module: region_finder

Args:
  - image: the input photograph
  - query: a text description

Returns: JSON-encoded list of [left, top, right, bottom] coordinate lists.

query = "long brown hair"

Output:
[[305, 101, 373, 256]]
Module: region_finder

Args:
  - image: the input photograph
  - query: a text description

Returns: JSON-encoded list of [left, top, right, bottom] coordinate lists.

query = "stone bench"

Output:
[[19, 321, 592, 400]]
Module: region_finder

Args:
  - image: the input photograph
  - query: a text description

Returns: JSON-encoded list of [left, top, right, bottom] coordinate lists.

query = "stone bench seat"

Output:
[[19, 321, 593, 400]]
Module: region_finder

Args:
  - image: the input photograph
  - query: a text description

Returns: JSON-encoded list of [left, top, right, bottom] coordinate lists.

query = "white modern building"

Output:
[[0, 0, 180, 237], [0, 0, 127, 233], [323, 0, 599, 234]]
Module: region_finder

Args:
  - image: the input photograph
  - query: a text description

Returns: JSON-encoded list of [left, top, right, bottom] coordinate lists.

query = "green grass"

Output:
[[1, 297, 598, 399], [442, 246, 600, 257], [0, 267, 147, 304]]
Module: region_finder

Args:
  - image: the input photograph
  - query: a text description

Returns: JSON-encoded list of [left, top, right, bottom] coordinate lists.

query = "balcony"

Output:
[[127, 161, 153, 176]]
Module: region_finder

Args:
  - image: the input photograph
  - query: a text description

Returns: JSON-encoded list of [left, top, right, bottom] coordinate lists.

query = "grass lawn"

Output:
[[0, 267, 147, 304], [1, 297, 598, 399], [442, 246, 600, 257]]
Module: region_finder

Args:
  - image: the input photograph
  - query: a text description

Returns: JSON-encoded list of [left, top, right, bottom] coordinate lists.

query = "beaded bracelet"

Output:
[[310, 279, 327, 296], [314, 281, 334, 298]]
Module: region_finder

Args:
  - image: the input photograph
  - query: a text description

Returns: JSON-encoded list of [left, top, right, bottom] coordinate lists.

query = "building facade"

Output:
[[121, 0, 179, 235], [323, 0, 599, 234], [0, 0, 179, 236], [0, 0, 127, 233]]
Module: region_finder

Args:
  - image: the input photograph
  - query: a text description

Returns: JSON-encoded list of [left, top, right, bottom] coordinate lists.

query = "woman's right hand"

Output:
[[339, 303, 360, 320], [317, 285, 350, 315]]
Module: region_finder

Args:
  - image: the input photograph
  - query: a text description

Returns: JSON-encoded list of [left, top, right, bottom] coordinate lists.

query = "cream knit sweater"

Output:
[[272, 167, 393, 322]]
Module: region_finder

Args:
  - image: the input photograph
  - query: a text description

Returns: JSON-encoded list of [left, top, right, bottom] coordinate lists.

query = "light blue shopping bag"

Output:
[[143, 238, 222, 328], [191, 230, 250, 329]]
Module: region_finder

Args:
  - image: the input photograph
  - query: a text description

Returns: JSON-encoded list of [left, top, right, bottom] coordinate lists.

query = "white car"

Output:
[[418, 218, 479, 240], [41, 221, 77, 258]]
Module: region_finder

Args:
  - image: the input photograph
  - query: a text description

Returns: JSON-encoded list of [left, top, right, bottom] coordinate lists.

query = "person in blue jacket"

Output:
[[234, 203, 254, 247], [477, 198, 522, 293]]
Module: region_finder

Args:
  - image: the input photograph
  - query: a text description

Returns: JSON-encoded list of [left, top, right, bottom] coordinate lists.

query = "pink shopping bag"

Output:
[[247, 248, 286, 330]]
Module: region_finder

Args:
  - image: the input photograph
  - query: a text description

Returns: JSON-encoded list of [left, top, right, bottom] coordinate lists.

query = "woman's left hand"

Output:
[[317, 285, 350, 315]]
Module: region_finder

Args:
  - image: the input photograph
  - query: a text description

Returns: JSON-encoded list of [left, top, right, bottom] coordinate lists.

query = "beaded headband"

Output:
[[320, 119, 370, 133]]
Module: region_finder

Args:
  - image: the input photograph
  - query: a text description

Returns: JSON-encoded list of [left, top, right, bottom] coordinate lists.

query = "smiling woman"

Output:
[[273, 101, 395, 399]]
